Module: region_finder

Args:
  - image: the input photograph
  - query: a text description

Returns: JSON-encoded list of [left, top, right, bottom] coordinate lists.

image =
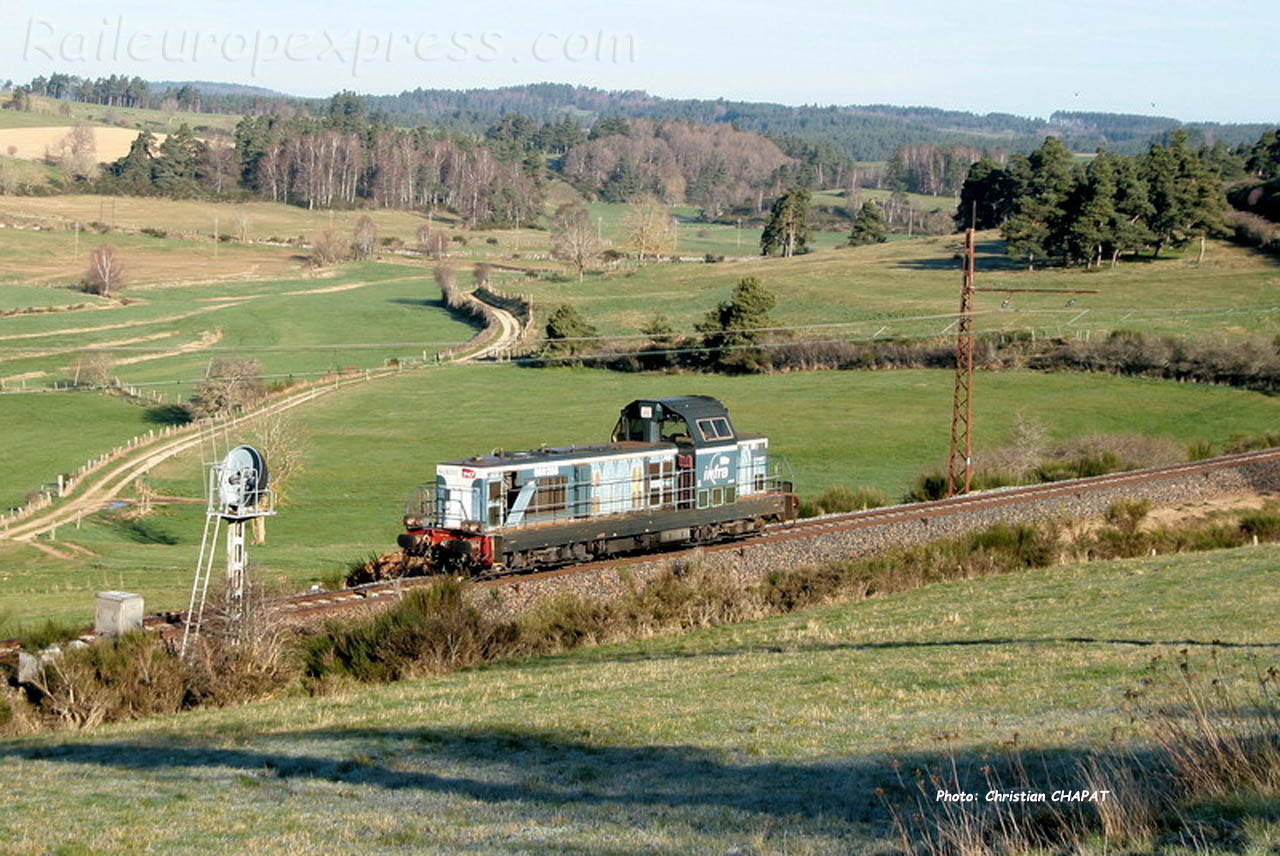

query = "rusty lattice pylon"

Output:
[[946, 228, 976, 497]]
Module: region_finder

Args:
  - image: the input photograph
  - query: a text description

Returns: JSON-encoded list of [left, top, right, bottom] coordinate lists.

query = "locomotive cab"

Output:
[[611, 396, 736, 449]]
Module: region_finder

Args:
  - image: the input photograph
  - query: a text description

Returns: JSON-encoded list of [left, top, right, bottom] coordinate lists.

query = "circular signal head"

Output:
[[217, 445, 269, 511]]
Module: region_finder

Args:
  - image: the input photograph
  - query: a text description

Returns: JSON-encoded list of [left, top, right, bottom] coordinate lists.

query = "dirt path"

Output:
[[0, 303, 245, 342], [1, 295, 525, 544], [110, 329, 222, 367]]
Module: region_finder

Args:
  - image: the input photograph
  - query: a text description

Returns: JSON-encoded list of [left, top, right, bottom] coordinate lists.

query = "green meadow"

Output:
[[1, 364, 1276, 629], [1, 544, 1276, 853]]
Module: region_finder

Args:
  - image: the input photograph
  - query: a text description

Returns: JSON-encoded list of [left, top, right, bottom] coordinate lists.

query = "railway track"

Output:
[[4, 446, 1277, 653], [268, 445, 1280, 620]]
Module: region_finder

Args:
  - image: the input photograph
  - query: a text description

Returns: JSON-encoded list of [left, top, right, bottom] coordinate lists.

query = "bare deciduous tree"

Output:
[[416, 224, 448, 259], [248, 411, 308, 507], [233, 208, 252, 243], [434, 262, 457, 297], [69, 352, 114, 388], [0, 159, 18, 195], [351, 215, 378, 260], [190, 358, 266, 417], [309, 228, 348, 267], [472, 262, 493, 288], [623, 195, 677, 261], [83, 245, 126, 297], [53, 122, 97, 180], [550, 203, 604, 281], [199, 143, 239, 196]]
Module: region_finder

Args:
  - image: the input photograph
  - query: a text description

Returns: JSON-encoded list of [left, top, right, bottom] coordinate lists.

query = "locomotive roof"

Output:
[[622, 395, 730, 423], [445, 441, 673, 470]]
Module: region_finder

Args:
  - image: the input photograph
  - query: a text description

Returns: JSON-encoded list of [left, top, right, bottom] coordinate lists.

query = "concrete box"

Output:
[[95, 591, 144, 636]]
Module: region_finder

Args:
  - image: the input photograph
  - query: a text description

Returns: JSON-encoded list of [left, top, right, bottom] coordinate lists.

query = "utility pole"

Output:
[[943, 228, 1097, 498], [213, 216, 219, 259], [945, 227, 976, 497]]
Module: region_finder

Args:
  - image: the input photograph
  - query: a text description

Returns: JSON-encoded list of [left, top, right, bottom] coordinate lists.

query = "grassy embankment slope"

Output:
[[0, 544, 1276, 853]]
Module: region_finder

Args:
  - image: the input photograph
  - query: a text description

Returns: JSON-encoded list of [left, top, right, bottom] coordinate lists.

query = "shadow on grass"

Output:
[[0, 725, 1087, 832], [386, 297, 446, 309], [6, 724, 1278, 849], [104, 513, 180, 545], [539, 635, 1280, 665], [143, 404, 193, 426], [892, 241, 1030, 272]]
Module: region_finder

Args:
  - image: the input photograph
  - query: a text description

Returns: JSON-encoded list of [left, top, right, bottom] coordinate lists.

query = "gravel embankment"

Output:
[[469, 458, 1280, 621]]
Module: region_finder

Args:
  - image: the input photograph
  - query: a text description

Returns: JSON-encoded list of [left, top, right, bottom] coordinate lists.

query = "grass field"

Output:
[[1, 544, 1276, 853], [1, 365, 1276, 629], [522, 232, 1280, 341], [812, 186, 957, 214], [0, 195, 1277, 631], [0, 126, 169, 164], [0, 94, 242, 136], [0, 194, 503, 245], [0, 223, 305, 287], [0, 261, 483, 504]]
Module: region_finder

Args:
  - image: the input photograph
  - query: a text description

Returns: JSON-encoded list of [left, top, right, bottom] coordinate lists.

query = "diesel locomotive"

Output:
[[397, 396, 796, 573]]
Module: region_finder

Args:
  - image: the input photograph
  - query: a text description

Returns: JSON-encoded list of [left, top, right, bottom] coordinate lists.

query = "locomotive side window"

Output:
[[695, 417, 734, 442]]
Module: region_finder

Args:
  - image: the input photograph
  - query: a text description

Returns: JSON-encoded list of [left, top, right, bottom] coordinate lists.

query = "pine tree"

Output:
[[1058, 151, 1118, 267], [1002, 137, 1075, 269], [695, 277, 777, 371], [760, 189, 811, 257], [601, 155, 644, 202], [153, 123, 202, 196], [955, 157, 1014, 230], [847, 200, 889, 246], [1144, 130, 1224, 258], [543, 304, 598, 356], [1109, 156, 1155, 264], [110, 131, 157, 193]]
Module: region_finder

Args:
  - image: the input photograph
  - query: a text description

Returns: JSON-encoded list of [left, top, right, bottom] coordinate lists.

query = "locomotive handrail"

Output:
[[404, 458, 793, 533]]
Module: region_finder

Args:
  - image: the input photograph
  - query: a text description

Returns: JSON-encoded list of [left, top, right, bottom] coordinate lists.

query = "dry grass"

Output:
[[0, 194, 544, 250], [883, 654, 1280, 855], [0, 127, 167, 163]]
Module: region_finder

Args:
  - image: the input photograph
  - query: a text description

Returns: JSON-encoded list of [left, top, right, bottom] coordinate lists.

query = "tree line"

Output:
[[952, 130, 1269, 268]]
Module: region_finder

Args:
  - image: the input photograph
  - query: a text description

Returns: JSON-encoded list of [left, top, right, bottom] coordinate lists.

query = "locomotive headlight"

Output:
[[403, 515, 423, 529]]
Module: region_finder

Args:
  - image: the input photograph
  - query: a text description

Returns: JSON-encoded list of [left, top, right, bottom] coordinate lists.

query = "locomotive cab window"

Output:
[[612, 416, 648, 443], [659, 415, 692, 444], [695, 417, 734, 442]]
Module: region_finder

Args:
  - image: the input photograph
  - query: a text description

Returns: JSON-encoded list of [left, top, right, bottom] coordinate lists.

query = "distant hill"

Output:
[[149, 80, 292, 98], [358, 84, 1275, 160], [28, 73, 1274, 162]]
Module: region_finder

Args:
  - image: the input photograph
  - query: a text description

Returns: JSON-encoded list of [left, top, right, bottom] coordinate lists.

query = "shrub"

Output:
[[301, 580, 496, 682], [189, 357, 266, 417], [798, 485, 887, 517]]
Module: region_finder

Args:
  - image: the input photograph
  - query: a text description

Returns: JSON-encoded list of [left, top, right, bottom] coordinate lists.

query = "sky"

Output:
[[5, 0, 1277, 123]]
